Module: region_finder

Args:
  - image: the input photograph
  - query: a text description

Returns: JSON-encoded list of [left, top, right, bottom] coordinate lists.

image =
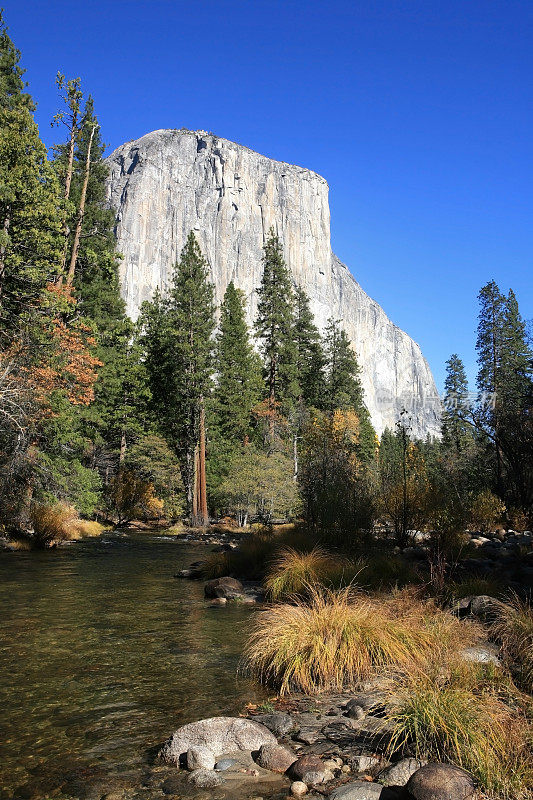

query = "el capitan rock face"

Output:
[[105, 128, 441, 436]]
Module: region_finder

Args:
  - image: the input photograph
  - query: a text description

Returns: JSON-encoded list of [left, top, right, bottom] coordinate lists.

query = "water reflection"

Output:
[[0, 534, 266, 799]]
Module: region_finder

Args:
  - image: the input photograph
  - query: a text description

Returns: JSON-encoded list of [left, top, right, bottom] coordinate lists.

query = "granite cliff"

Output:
[[105, 129, 441, 437]]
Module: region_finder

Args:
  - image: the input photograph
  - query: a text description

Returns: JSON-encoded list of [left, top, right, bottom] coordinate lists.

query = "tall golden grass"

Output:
[[265, 547, 355, 599], [30, 502, 104, 546], [244, 587, 478, 695], [387, 661, 533, 799], [492, 594, 533, 693]]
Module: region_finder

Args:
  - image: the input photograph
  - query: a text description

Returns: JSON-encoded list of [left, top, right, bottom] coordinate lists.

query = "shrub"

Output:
[[387, 662, 532, 799], [469, 489, 506, 532], [491, 594, 533, 693], [244, 587, 476, 695], [30, 501, 78, 546]]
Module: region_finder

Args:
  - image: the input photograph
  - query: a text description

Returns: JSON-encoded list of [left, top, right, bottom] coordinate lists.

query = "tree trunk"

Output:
[[293, 431, 298, 482], [191, 444, 199, 523], [58, 117, 78, 282], [66, 124, 96, 288], [0, 210, 11, 298], [268, 354, 276, 445], [197, 400, 208, 527]]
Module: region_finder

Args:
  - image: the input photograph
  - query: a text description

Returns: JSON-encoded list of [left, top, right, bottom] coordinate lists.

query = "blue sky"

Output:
[[5, 0, 532, 391]]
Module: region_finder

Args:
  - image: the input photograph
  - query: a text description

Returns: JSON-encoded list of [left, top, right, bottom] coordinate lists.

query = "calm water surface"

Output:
[[0, 533, 266, 800]]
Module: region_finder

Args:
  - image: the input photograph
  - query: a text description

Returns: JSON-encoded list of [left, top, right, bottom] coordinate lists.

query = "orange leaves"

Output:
[[31, 316, 102, 407]]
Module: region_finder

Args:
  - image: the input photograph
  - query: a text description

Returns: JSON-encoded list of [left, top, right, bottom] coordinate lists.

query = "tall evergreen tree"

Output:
[[52, 94, 146, 476], [214, 281, 261, 442], [0, 13, 61, 335], [498, 289, 533, 506], [293, 285, 326, 408], [141, 233, 215, 523], [255, 229, 298, 428], [476, 280, 506, 491], [323, 318, 375, 460], [441, 354, 471, 453]]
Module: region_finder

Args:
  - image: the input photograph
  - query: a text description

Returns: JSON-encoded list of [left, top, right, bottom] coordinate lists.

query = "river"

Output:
[[0, 533, 267, 800]]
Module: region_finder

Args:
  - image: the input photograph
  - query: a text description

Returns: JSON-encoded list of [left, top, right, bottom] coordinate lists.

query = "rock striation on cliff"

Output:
[[105, 129, 441, 437]]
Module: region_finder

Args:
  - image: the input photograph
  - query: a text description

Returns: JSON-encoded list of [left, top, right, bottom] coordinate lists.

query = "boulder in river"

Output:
[[159, 716, 277, 766], [204, 576, 244, 599]]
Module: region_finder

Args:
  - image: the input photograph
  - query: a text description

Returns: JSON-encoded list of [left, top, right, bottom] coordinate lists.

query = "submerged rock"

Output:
[[204, 576, 244, 599], [187, 768, 222, 788]]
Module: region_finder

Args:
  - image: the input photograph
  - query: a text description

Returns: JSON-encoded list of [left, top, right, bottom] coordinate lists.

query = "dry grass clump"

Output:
[[387, 661, 533, 799], [30, 502, 104, 545], [265, 547, 355, 599], [200, 525, 323, 582], [491, 594, 533, 693], [67, 519, 105, 538], [244, 587, 477, 695], [30, 501, 79, 546]]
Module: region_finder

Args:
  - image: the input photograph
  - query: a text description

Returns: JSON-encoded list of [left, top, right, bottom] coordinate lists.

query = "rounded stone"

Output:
[[290, 755, 328, 785], [378, 758, 426, 786], [405, 762, 476, 800], [256, 743, 297, 774], [291, 781, 308, 796], [187, 768, 222, 788], [186, 745, 216, 771]]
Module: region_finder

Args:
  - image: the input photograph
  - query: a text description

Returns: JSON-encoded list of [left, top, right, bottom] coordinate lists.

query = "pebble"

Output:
[[291, 781, 308, 796]]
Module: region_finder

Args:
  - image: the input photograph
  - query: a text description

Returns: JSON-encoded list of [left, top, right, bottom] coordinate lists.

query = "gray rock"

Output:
[[345, 692, 387, 714], [187, 768, 222, 788], [159, 716, 277, 766], [330, 781, 385, 799], [106, 129, 442, 438], [352, 755, 380, 772], [378, 758, 426, 786], [346, 704, 365, 720], [405, 762, 476, 800], [461, 644, 501, 666], [290, 755, 329, 785], [256, 743, 297, 773], [254, 712, 296, 737], [467, 595, 499, 621], [215, 758, 239, 771], [204, 576, 244, 599], [186, 745, 216, 770]]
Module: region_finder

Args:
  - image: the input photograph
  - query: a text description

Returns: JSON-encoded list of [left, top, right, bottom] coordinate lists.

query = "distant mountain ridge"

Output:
[[105, 128, 441, 437]]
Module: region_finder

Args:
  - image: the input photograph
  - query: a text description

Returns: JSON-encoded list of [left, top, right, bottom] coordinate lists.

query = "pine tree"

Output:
[[214, 281, 261, 442], [0, 11, 33, 112], [323, 318, 375, 460], [255, 229, 298, 431], [141, 233, 215, 523], [476, 280, 506, 491], [498, 289, 533, 506], [0, 13, 62, 335], [293, 285, 325, 408], [441, 354, 472, 453]]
